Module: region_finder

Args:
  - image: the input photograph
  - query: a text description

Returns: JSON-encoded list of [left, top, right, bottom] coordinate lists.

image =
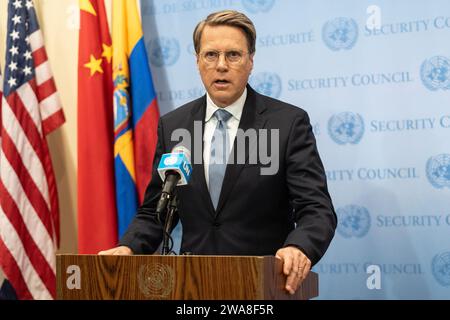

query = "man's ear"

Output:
[[196, 55, 201, 73], [249, 52, 255, 71], [249, 52, 255, 63]]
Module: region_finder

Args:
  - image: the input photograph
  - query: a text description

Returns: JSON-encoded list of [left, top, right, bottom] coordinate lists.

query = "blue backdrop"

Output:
[[140, 0, 450, 299]]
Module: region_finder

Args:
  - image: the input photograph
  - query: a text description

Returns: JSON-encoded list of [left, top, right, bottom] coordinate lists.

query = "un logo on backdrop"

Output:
[[241, 0, 275, 13], [420, 56, 450, 91], [249, 72, 282, 98], [432, 252, 450, 287], [426, 154, 450, 189], [148, 37, 180, 67], [322, 17, 358, 51], [328, 112, 365, 145], [336, 205, 371, 238]]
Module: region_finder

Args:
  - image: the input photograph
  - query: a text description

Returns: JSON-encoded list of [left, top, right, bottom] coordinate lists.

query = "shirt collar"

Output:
[[205, 87, 247, 122]]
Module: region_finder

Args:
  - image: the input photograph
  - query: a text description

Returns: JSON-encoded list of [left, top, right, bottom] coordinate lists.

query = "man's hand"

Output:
[[98, 246, 133, 255], [275, 246, 312, 295]]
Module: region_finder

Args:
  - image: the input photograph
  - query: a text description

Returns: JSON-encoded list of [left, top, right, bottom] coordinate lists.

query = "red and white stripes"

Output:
[[0, 25, 64, 300]]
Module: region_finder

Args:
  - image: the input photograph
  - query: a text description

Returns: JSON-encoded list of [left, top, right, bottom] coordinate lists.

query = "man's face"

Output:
[[197, 25, 254, 107]]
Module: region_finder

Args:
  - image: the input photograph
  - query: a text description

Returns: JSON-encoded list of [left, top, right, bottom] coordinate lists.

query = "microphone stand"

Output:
[[161, 195, 178, 255]]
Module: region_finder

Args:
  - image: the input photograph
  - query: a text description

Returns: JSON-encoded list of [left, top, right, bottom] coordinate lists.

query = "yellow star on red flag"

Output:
[[79, 0, 97, 16], [102, 43, 112, 64], [84, 54, 103, 76]]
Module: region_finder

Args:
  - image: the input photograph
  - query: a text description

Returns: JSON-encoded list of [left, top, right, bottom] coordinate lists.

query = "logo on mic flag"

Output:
[[158, 152, 192, 186], [164, 155, 179, 166]]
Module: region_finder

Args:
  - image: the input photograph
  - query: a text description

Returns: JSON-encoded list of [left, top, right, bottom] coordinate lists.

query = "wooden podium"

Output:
[[57, 255, 318, 300]]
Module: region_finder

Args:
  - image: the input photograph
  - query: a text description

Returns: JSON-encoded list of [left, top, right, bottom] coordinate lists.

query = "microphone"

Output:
[[155, 145, 192, 222]]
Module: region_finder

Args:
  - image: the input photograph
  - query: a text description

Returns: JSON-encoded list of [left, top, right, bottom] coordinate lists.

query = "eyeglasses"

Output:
[[198, 50, 249, 65]]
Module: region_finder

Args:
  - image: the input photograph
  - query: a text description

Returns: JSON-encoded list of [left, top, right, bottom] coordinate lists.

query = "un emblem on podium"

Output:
[[322, 17, 358, 51], [426, 154, 450, 189], [138, 263, 175, 298], [328, 112, 365, 145], [420, 56, 450, 91], [337, 205, 371, 239], [148, 37, 180, 67], [250, 72, 282, 98], [432, 252, 450, 287]]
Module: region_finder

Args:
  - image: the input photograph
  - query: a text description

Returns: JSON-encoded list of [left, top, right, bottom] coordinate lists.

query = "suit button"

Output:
[[213, 222, 221, 228]]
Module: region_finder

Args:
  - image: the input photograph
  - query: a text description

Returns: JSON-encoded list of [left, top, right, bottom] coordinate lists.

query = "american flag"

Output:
[[0, 0, 65, 299]]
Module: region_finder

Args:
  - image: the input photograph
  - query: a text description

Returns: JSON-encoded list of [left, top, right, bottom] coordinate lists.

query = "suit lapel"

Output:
[[216, 86, 267, 214]]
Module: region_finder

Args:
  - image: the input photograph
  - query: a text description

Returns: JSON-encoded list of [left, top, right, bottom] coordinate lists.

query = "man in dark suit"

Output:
[[100, 10, 336, 295]]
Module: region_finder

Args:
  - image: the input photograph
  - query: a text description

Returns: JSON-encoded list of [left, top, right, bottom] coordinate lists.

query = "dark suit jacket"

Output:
[[120, 85, 336, 265]]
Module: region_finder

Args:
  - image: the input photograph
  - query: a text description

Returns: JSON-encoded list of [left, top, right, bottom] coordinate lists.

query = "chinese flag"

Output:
[[77, 0, 118, 253]]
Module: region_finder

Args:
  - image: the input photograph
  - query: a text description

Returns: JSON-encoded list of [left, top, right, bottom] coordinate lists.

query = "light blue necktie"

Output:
[[209, 109, 232, 209]]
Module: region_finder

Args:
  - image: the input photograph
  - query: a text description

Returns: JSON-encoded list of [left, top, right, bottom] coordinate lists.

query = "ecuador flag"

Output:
[[112, 0, 160, 237]]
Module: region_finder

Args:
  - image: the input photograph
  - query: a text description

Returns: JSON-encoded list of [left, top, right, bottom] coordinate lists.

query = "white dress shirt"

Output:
[[203, 88, 247, 189]]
